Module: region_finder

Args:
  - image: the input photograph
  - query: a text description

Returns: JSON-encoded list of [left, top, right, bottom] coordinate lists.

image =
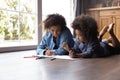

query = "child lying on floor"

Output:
[[62, 15, 120, 58], [37, 13, 74, 55]]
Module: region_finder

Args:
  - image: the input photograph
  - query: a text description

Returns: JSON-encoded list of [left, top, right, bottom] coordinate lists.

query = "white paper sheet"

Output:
[[38, 55, 74, 60]]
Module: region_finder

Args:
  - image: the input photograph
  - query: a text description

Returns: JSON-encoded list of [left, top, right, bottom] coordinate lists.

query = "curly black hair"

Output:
[[44, 13, 67, 31], [72, 14, 99, 42]]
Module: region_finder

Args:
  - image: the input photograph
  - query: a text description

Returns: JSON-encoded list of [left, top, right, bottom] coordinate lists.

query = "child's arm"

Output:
[[69, 50, 83, 58], [62, 42, 83, 58], [52, 29, 74, 55], [37, 33, 50, 55], [62, 42, 71, 51]]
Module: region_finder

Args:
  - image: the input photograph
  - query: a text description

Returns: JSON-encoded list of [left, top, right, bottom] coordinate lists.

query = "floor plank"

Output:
[[0, 50, 120, 80]]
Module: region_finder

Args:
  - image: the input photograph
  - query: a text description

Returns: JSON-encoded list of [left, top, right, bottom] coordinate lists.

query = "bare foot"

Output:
[[107, 23, 114, 34], [99, 25, 109, 36], [98, 25, 109, 41]]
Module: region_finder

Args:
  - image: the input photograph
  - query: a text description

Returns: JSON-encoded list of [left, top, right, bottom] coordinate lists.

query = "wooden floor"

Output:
[[0, 50, 120, 80]]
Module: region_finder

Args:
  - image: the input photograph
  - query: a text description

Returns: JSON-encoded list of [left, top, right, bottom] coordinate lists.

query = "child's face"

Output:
[[75, 29, 86, 42], [50, 25, 61, 38]]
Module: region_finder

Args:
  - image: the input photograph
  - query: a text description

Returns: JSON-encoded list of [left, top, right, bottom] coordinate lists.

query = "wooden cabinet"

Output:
[[114, 16, 120, 40], [87, 10, 100, 26], [87, 7, 120, 40]]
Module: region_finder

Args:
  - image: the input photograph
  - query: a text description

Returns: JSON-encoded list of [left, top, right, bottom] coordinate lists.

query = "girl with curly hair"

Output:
[[37, 14, 74, 56], [62, 15, 120, 58]]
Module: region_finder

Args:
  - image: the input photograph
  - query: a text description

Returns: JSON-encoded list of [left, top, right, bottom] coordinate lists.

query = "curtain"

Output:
[[73, 0, 86, 37], [73, 0, 85, 17]]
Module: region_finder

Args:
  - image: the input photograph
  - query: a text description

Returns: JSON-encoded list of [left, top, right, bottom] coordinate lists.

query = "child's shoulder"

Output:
[[73, 38, 81, 43], [43, 31, 52, 38], [62, 28, 70, 32], [61, 28, 72, 35]]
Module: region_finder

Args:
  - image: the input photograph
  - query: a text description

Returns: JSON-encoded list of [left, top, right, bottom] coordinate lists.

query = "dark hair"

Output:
[[44, 13, 66, 31], [72, 14, 99, 42]]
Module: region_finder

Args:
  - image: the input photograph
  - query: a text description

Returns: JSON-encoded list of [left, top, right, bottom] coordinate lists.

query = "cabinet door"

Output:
[[99, 16, 113, 39], [114, 16, 120, 40], [87, 10, 99, 26]]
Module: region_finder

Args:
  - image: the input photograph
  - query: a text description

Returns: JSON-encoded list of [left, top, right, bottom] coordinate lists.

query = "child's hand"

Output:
[[77, 54, 83, 58], [69, 50, 76, 58], [62, 42, 70, 51], [69, 50, 83, 58], [45, 50, 54, 56]]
